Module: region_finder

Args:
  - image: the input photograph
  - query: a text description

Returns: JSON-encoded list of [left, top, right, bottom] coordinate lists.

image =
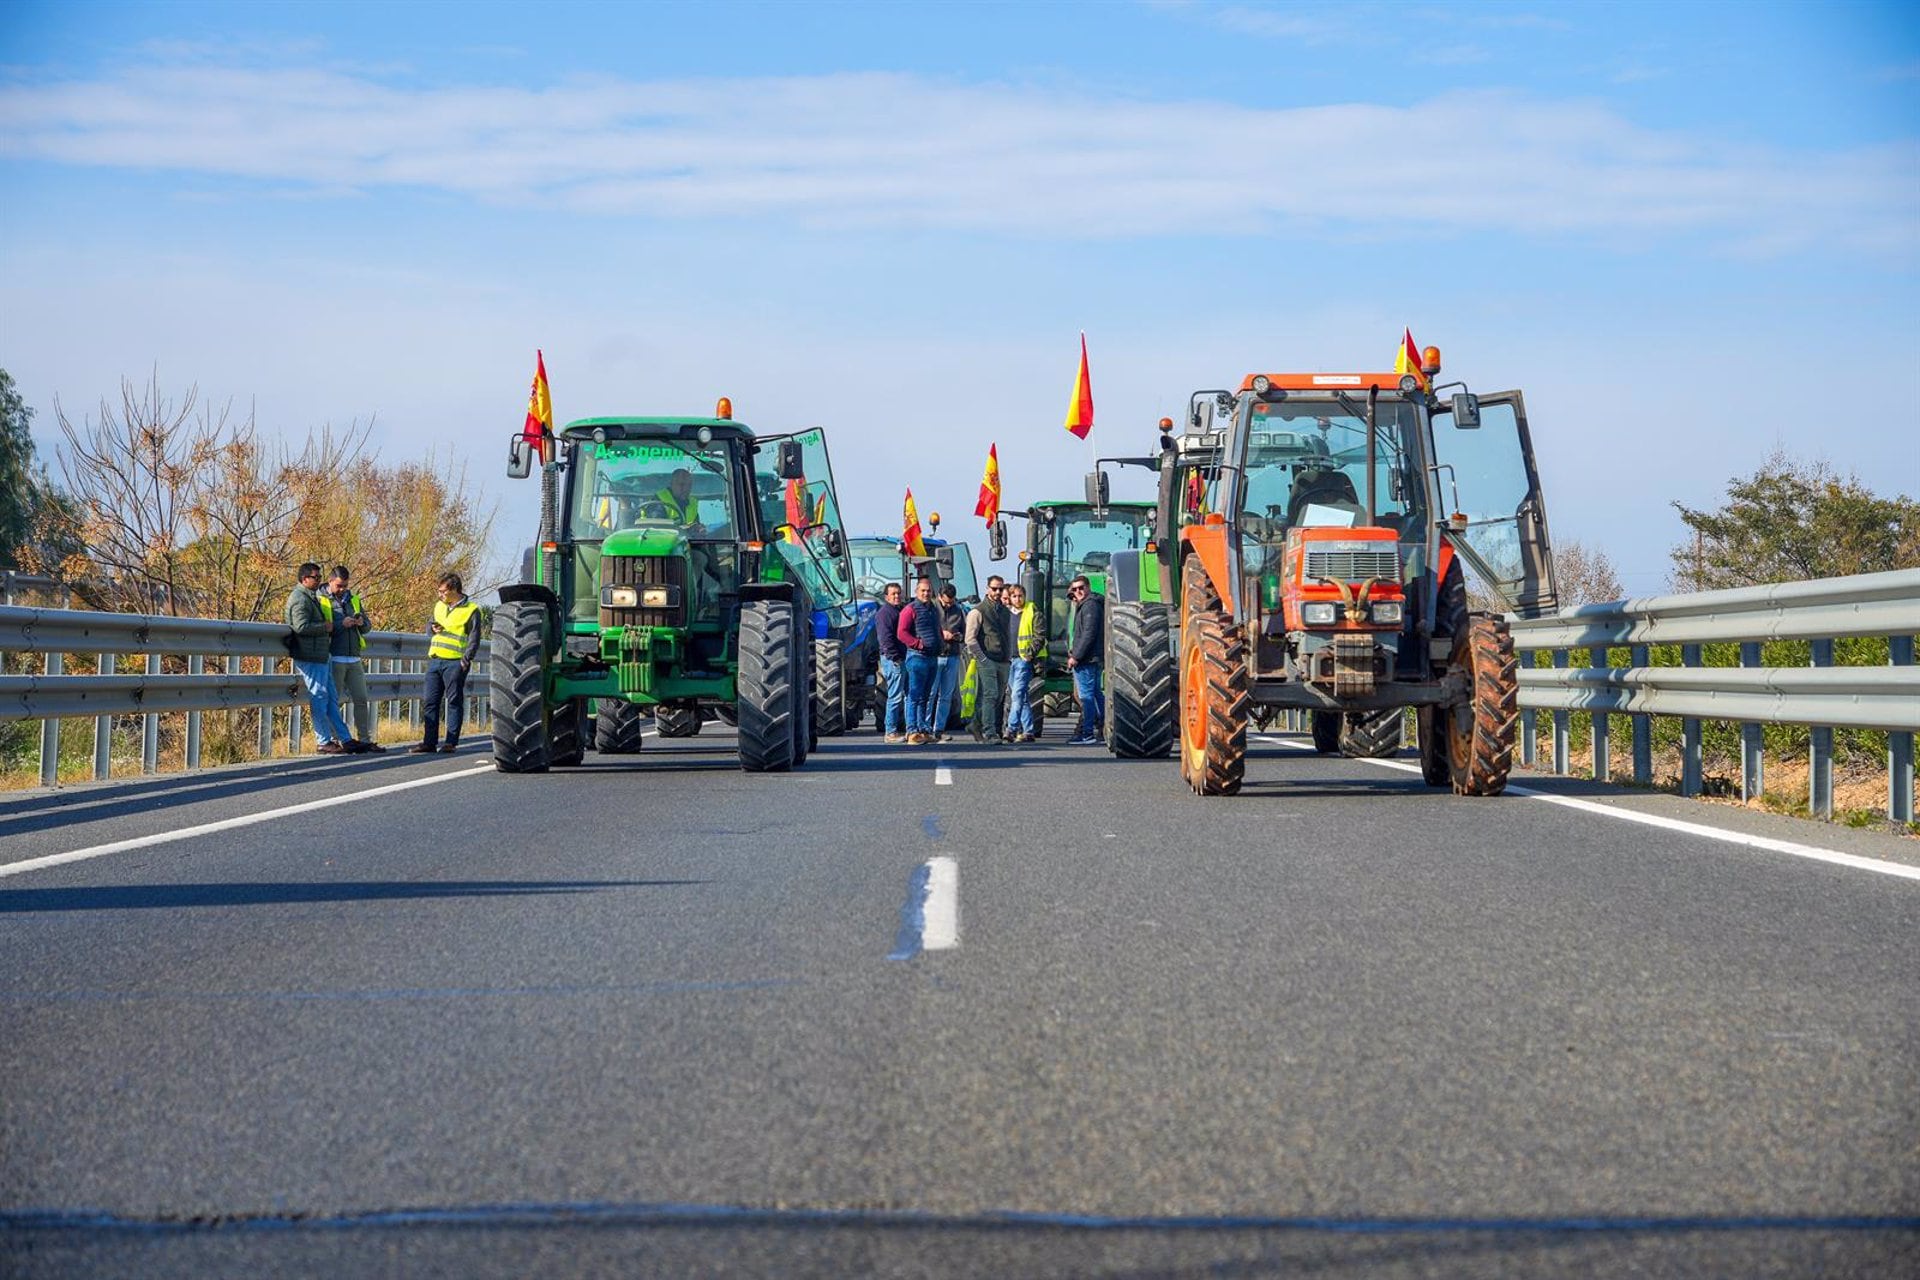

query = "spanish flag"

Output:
[[782, 478, 806, 544], [522, 350, 554, 465], [903, 488, 928, 557], [1394, 328, 1429, 392], [811, 490, 829, 529], [973, 443, 1001, 523], [1064, 332, 1093, 439]]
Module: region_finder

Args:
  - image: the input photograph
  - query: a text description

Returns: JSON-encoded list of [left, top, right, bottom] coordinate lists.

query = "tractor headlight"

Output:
[[1370, 601, 1404, 625], [640, 585, 678, 609], [604, 586, 639, 608], [1301, 602, 1338, 626]]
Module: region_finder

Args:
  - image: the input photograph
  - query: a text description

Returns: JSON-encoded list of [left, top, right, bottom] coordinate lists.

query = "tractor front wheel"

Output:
[[1446, 615, 1518, 796], [595, 700, 646, 753], [489, 600, 551, 773], [654, 704, 702, 738], [813, 638, 847, 736], [1107, 600, 1174, 758], [737, 600, 799, 772], [1415, 707, 1450, 786], [1179, 606, 1248, 796], [1340, 708, 1404, 758], [1310, 710, 1340, 754]]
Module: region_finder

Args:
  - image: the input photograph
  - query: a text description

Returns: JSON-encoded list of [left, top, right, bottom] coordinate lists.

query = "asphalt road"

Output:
[[2, 723, 1916, 1278]]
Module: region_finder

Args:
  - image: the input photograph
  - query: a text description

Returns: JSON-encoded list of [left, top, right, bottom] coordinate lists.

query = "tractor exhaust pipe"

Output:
[[1365, 386, 1378, 526]]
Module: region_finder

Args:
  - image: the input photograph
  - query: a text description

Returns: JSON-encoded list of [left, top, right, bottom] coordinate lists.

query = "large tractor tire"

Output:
[[715, 705, 738, 727], [1041, 689, 1077, 720], [549, 699, 587, 767], [1106, 600, 1174, 758], [1310, 710, 1341, 754], [654, 704, 702, 738], [737, 599, 799, 772], [595, 700, 646, 754], [490, 600, 551, 774], [793, 628, 814, 767], [1179, 606, 1248, 796], [1340, 708, 1405, 758], [813, 638, 848, 736], [1177, 557, 1222, 787], [1415, 706, 1450, 787], [1446, 614, 1519, 796]]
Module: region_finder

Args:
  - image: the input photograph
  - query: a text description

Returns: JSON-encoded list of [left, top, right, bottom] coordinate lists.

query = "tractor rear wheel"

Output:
[[1415, 707, 1450, 786], [813, 638, 847, 736], [1310, 710, 1341, 754], [794, 628, 814, 766], [715, 705, 738, 727], [654, 704, 702, 737], [489, 601, 551, 773], [1179, 606, 1248, 796], [549, 699, 586, 767], [1446, 615, 1518, 796], [1106, 600, 1174, 758], [595, 700, 646, 753], [737, 599, 798, 772], [1340, 708, 1404, 758], [1041, 689, 1076, 720]]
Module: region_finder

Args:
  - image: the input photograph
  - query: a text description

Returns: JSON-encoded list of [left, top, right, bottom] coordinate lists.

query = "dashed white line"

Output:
[[934, 766, 953, 786], [921, 856, 960, 949], [0, 762, 496, 880]]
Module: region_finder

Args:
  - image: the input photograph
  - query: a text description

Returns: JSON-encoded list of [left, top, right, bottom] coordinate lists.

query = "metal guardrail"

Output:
[[1, 604, 491, 787], [1508, 569, 1920, 823]]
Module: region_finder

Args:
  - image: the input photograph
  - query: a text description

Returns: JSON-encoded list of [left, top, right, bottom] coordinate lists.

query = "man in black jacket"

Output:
[[875, 582, 908, 743], [1065, 575, 1105, 745]]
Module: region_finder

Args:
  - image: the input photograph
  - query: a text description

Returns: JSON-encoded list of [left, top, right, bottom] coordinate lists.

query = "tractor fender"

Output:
[[1179, 522, 1238, 617], [498, 582, 562, 653], [1106, 549, 1143, 604]]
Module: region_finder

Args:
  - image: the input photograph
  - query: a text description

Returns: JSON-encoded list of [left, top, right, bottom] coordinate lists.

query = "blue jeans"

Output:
[[904, 652, 936, 735], [422, 658, 469, 747], [1007, 659, 1035, 737], [931, 654, 961, 733], [1073, 662, 1105, 738], [293, 658, 352, 747], [880, 656, 906, 736]]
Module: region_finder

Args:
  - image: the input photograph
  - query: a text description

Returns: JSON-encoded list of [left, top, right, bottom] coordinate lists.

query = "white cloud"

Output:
[[0, 59, 1914, 258]]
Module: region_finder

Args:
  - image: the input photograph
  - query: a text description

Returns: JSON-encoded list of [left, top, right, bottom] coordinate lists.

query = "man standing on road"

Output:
[[327, 566, 385, 753], [966, 575, 1011, 744], [928, 582, 966, 743], [875, 581, 908, 744], [284, 562, 359, 755], [895, 576, 942, 746], [1005, 582, 1041, 744], [1065, 575, 1106, 745], [412, 572, 480, 755]]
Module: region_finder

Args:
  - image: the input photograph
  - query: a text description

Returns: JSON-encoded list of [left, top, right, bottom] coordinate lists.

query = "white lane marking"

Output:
[[934, 766, 953, 786], [0, 762, 495, 880], [921, 856, 960, 950], [1344, 754, 1920, 883]]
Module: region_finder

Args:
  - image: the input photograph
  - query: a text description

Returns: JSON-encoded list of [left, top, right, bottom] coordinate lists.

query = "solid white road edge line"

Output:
[[1255, 735, 1920, 883], [923, 856, 960, 950], [934, 766, 953, 786], [0, 762, 496, 880]]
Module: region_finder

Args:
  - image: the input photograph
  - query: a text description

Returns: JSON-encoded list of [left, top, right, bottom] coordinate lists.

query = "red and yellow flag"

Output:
[[811, 490, 829, 528], [1063, 332, 1093, 439], [782, 478, 806, 544], [1394, 328, 1429, 392], [522, 349, 554, 465], [973, 443, 1001, 523], [902, 488, 928, 557]]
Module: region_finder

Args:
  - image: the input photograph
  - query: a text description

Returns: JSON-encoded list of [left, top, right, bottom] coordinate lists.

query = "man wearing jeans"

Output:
[[1004, 583, 1040, 743], [284, 562, 358, 755], [874, 582, 907, 744], [411, 572, 480, 754], [1065, 575, 1106, 745], [895, 576, 943, 746]]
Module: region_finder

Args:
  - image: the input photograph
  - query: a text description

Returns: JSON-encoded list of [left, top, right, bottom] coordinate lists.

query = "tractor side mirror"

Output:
[[1084, 470, 1110, 510], [822, 528, 844, 557], [988, 519, 1008, 561], [507, 436, 533, 480], [1451, 393, 1481, 429], [776, 440, 806, 479]]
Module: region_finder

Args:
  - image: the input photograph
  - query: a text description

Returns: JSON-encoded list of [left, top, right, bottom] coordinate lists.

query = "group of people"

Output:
[[873, 572, 1106, 747], [282, 563, 480, 756]]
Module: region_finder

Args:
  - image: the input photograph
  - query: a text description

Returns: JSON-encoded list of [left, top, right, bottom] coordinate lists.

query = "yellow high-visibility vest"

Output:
[[1016, 602, 1047, 661], [324, 590, 369, 653], [431, 599, 479, 661]]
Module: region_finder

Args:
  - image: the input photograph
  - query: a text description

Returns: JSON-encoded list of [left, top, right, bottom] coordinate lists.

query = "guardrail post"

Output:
[[142, 651, 161, 774], [1630, 643, 1651, 785], [1519, 650, 1537, 767], [1551, 648, 1569, 776], [186, 655, 203, 769], [410, 660, 421, 730], [1680, 643, 1702, 797], [1590, 645, 1611, 782], [1808, 639, 1833, 821], [289, 696, 303, 754], [94, 652, 114, 779], [1891, 635, 1915, 824], [39, 650, 63, 786], [257, 661, 274, 759], [1739, 641, 1763, 802]]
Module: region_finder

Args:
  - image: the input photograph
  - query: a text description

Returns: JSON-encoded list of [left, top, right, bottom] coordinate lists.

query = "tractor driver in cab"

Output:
[[653, 468, 707, 536]]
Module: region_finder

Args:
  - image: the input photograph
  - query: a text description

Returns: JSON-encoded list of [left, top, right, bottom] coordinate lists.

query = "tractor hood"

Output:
[[600, 526, 688, 558]]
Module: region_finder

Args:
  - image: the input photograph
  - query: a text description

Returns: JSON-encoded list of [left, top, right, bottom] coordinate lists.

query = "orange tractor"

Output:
[[1098, 349, 1557, 795]]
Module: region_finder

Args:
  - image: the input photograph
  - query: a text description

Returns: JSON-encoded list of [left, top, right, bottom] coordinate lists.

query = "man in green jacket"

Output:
[[284, 561, 358, 755]]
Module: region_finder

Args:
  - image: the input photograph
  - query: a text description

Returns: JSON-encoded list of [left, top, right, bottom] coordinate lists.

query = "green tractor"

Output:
[[493, 403, 857, 773]]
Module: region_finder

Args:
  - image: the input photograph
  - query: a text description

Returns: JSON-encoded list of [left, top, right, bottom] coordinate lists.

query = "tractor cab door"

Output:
[[1429, 391, 1558, 617], [754, 428, 859, 630]]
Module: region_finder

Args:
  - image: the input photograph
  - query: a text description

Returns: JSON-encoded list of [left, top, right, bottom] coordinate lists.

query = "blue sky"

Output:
[[3, 0, 1916, 594]]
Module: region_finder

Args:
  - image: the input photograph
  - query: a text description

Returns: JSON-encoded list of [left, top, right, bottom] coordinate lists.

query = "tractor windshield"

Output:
[[1234, 399, 1427, 543], [1051, 507, 1153, 582], [850, 538, 907, 601], [569, 439, 738, 541]]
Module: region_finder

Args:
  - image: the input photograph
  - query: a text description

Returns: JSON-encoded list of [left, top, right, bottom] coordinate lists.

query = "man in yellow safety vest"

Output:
[[1004, 581, 1045, 743], [411, 572, 481, 754]]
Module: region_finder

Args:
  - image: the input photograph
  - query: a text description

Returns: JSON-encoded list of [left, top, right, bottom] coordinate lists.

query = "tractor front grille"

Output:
[[600, 555, 687, 629], [1305, 549, 1400, 583]]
